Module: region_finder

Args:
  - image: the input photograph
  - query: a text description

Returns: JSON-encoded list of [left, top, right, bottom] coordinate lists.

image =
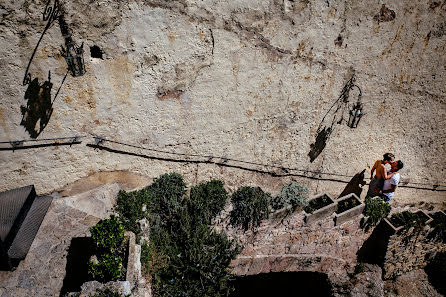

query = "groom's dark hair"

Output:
[[396, 160, 404, 170], [383, 153, 394, 161]]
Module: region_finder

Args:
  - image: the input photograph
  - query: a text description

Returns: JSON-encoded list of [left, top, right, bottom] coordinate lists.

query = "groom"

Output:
[[380, 160, 404, 202]]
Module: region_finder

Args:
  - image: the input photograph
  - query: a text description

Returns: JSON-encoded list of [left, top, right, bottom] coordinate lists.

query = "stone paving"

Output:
[[0, 184, 120, 297]]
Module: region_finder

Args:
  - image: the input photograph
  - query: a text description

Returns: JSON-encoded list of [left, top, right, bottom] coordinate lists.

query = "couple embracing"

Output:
[[367, 153, 404, 202]]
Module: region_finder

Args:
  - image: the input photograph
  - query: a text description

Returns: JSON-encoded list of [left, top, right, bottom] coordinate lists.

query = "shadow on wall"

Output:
[[338, 169, 366, 199], [21, 75, 53, 139], [308, 127, 332, 163], [20, 71, 67, 139]]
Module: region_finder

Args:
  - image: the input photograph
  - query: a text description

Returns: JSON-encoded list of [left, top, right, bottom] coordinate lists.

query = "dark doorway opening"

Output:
[[230, 271, 334, 297], [59, 237, 95, 296]]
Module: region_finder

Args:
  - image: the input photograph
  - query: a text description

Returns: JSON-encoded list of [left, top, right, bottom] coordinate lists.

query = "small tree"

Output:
[[230, 186, 270, 231]]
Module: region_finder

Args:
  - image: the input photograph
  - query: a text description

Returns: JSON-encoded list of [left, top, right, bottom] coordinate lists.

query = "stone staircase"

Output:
[[0, 185, 53, 270]]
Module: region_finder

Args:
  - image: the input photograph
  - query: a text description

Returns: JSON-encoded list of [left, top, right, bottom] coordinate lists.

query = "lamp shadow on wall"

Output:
[[20, 71, 67, 139]]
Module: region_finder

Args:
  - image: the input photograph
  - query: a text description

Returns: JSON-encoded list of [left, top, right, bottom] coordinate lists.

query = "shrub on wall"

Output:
[[270, 181, 309, 212], [114, 189, 150, 236], [129, 173, 240, 297], [88, 216, 126, 283], [363, 196, 391, 227], [88, 253, 123, 283], [189, 179, 228, 224], [146, 173, 187, 229], [90, 215, 125, 253], [230, 186, 270, 231]]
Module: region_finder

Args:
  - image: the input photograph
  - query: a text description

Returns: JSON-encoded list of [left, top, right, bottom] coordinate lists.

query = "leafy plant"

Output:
[[90, 215, 125, 253], [389, 211, 427, 230], [336, 196, 360, 214], [114, 189, 150, 236], [146, 173, 187, 229], [363, 196, 391, 227], [88, 253, 123, 283], [304, 194, 332, 214], [135, 174, 240, 297], [230, 186, 270, 231], [189, 180, 228, 224], [270, 181, 309, 212]]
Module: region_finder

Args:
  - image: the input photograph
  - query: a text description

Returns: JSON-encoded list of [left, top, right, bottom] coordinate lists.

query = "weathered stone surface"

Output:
[[0, 198, 102, 297], [0, 0, 444, 207], [349, 264, 384, 297], [226, 207, 371, 285]]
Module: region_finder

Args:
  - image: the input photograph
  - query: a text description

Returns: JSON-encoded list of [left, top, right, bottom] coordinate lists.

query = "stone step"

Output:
[[0, 185, 36, 246], [7, 195, 53, 260]]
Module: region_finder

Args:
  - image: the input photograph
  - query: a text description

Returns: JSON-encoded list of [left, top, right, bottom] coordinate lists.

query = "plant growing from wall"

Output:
[[230, 186, 270, 231], [188, 179, 228, 224], [90, 215, 125, 253], [88, 253, 123, 283], [363, 196, 391, 227], [130, 174, 240, 297], [88, 216, 126, 283], [114, 189, 150, 237], [270, 181, 309, 212]]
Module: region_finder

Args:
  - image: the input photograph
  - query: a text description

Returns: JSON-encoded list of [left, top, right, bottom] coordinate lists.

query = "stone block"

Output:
[[304, 193, 337, 225], [334, 193, 365, 226]]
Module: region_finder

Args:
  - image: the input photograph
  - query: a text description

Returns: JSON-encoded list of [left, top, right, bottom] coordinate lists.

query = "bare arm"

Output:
[[382, 166, 395, 180]]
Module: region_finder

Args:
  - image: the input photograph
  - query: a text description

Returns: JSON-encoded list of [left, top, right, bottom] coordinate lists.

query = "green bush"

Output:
[[189, 180, 228, 224], [230, 186, 270, 231], [90, 215, 125, 253], [136, 174, 240, 297], [270, 181, 309, 211], [146, 173, 187, 229], [88, 253, 123, 282], [363, 197, 391, 226], [114, 189, 150, 236]]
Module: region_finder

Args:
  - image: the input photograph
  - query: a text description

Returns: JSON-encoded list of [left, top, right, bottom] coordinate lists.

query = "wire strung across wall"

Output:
[[0, 135, 444, 191]]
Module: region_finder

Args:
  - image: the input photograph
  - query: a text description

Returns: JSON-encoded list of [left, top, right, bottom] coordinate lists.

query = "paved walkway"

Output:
[[0, 184, 120, 297]]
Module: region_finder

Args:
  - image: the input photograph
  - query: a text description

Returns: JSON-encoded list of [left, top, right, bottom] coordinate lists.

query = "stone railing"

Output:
[[221, 193, 370, 285]]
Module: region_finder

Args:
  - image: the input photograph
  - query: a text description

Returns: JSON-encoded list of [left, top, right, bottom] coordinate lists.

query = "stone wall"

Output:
[[218, 206, 371, 285], [0, 0, 445, 206], [383, 214, 446, 279]]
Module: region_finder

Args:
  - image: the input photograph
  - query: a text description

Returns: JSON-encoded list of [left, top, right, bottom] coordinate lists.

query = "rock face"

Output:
[[0, 0, 445, 205]]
